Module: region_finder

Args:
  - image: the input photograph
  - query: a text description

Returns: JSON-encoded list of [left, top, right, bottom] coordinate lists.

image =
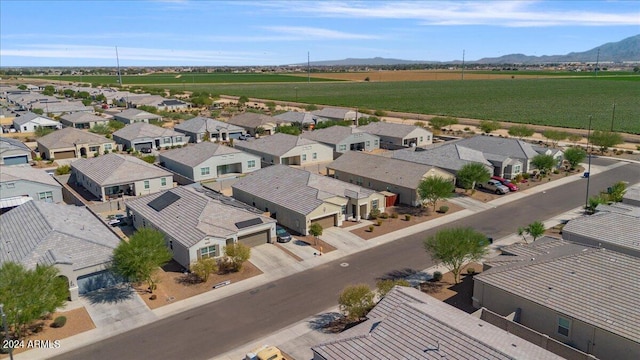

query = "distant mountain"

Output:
[[475, 34, 640, 64], [291, 35, 639, 66]]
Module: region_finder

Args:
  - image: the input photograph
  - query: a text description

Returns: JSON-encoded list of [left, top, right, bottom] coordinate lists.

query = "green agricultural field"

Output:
[[26, 72, 337, 85], [181, 77, 639, 134]]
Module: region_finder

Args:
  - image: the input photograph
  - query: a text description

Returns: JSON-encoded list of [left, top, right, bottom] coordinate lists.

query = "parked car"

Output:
[[140, 147, 152, 154], [238, 134, 253, 140], [276, 225, 292, 243], [491, 176, 519, 192], [477, 179, 510, 195], [107, 214, 126, 226]]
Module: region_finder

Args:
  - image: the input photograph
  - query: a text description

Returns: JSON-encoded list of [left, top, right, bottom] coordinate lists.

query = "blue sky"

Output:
[[1, 1, 638, 66]]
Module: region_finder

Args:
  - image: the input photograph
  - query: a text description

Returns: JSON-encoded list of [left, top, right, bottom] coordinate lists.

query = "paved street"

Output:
[[50, 160, 640, 360]]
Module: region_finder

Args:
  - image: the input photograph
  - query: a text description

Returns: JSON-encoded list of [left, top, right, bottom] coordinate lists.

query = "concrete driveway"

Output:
[[250, 243, 306, 276], [81, 284, 156, 329]]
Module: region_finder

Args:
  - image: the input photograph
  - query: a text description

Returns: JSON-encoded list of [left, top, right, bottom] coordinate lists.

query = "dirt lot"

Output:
[[350, 201, 463, 240], [419, 262, 483, 314], [0, 307, 95, 358], [135, 260, 263, 309]]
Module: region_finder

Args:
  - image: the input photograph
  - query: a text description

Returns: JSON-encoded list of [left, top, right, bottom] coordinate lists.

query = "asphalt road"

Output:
[[55, 160, 640, 360]]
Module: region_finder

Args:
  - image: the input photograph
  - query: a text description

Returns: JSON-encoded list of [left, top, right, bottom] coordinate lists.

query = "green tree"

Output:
[[275, 125, 301, 136], [309, 222, 323, 246], [238, 95, 249, 106], [429, 116, 458, 133], [357, 116, 380, 126], [137, 105, 158, 114], [479, 120, 501, 134], [31, 108, 44, 115], [590, 130, 623, 154], [190, 258, 218, 282], [81, 99, 92, 106], [17, 84, 27, 90], [423, 227, 489, 284], [563, 147, 586, 170], [338, 284, 375, 320], [112, 228, 172, 293], [254, 126, 266, 136], [586, 194, 607, 214], [542, 130, 568, 148], [417, 176, 455, 211], [108, 119, 125, 130], [531, 154, 556, 175], [54, 164, 71, 175], [89, 124, 111, 135], [376, 279, 411, 298], [42, 85, 55, 96], [607, 181, 627, 203], [456, 163, 491, 193], [141, 155, 156, 164], [567, 134, 583, 145], [224, 243, 251, 272], [508, 125, 535, 139], [265, 101, 276, 112], [518, 221, 545, 243], [0, 262, 68, 338], [305, 104, 318, 111], [34, 126, 54, 137]]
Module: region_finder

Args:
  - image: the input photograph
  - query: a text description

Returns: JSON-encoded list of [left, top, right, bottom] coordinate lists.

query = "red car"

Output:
[[491, 176, 519, 192]]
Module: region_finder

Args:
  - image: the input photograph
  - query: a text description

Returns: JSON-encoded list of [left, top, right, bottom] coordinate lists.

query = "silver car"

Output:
[[478, 179, 510, 195]]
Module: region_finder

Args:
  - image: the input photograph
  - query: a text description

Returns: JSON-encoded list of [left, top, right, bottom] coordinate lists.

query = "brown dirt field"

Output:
[[1, 307, 95, 358], [136, 260, 262, 309], [291, 70, 550, 82], [350, 200, 463, 240]]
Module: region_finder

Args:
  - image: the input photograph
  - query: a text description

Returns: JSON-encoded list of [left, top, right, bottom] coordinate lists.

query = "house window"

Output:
[[557, 317, 571, 337], [104, 143, 112, 150], [199, 245, 218, 259], [312, 152, 317, 160], [339, 144, 347, 151], [356, 177, 363, 186], [6, 183, 15, 189], [201, 167, 210, 175], [427, 135, 431, 141], [302, 154, 307, 161], [161, 177, 167, 186], [163, 137, 171, 144], [420, 136, 423, 142], [374, 140, 379, 145], [89, 146, 99, 152], [341, 205, 346, 214], [366, 141, 370, 147], [248, 160, 256, 168], [38, 191, 54, 203], [372, 199, 379, 210], [144, 180, 150, 189], [176, 136, 182, 143], [514, 165, 521, 173]]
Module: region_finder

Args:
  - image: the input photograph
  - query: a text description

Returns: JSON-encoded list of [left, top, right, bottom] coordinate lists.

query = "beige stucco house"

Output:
[[37, 127, 116, 160], [234, 133, 333, 167]]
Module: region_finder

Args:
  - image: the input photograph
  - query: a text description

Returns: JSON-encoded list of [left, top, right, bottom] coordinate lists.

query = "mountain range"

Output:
[[297, 34, 639, 66]]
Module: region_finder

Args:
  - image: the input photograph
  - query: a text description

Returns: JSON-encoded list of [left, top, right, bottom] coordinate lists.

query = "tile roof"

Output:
[[234, 133, 324, 156], [125, 186, 274, 247], [327, 151, 450, 189], [485, 237, 593, 268], [392, 143, 492, 172], [623, 183, 640, 204], [37, 127, 114, 149], [562, 209, 640, 255], [174, 116, 244, 134], [60, 112, 106, 124], [233, 165, 375, 215], [227, 113, 282, 128], [311, 107, 362, 120], [114, 108, 162, 120], [112, 122, 185, 141], [0, 201, 121, 270], [13, 112, 58, 126], [476, 248, 640, 343], [300, 125, 374, 145], [0, 136, 31, 152], [71, 153, 171, 186], [0, 165, 61, 188], [456, 135, 539, 160], [273, 111, 316, 124], [358, 121, 432, 138], [159, 142, 246, 167], [313, 286, 562, 360]]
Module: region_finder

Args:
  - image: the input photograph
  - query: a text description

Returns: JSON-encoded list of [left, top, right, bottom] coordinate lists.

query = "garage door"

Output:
[[238, 230, 270, 247], [77, 270, 121, 295], [311, 214, 336, 229], [134, 142, 153, 151], [3, 155, 28, 165], [54, 150, 76, 159], [228, 132, 242, 140]]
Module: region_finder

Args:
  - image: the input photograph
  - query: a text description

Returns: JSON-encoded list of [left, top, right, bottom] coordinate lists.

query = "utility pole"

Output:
[[585, 115, 593, 212], [594, 48, 600, 77], [307, 51, 310, 83], [116, 46, 123, 87], [461, 49, 465, 81], [610, 102, 616, 132]]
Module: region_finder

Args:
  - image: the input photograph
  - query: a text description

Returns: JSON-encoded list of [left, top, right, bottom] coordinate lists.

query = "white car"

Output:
[[478, 179, 510, 195]]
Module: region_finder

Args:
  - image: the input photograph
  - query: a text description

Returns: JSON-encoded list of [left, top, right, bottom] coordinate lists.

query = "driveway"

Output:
[[250, 243, 306, 276], [80, 284, 156, 330]]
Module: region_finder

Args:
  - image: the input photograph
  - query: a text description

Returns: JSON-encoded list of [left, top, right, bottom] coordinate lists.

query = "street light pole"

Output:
[[0, 304, 14, 360], [584, 115, 593, 212]]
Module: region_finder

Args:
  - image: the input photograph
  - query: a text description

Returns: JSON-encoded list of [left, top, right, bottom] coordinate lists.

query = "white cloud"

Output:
[[262, 26, 380, 40]]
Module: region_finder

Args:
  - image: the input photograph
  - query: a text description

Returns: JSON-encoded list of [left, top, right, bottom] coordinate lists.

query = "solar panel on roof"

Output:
[[148, 192, 180, 212], [235, 218, 262, 229]]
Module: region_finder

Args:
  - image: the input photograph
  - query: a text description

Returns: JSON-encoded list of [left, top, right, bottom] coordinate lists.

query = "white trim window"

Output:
[[161, 177, 167, 186], [248, 160, 256, 168], [557, 316, 571, 337], [199, 245, 218, 259], [201, 167, 210, 175], [144, 180, 150, 189], [38, 191, 54, 203]]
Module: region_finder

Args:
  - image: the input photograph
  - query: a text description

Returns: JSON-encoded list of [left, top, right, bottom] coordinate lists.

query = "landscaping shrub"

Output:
[[466, 268, 477, 275], [553, 169, 560, 174], [404, 214, 411, 221], [368, 225, 374, 232], [376, 219, 383, 226], [390, 213, 398, 219], [379, 212, 389, 219], [438, 205, 449, 213], [51, 316, 67, 328], [369, 208, 380, 219], [432, 271, 443, 281], [522, 173, 531, 180], [149, 294, 157, 300]]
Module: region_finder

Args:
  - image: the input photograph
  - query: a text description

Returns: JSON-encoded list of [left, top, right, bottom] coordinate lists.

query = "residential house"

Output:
[[273, 111, 316, 127], [473, 246, 640, 360], [623, 183, 640, 207], [311, 107, 364, 124], [0, 165, 63, 211], [158, 99, 189, 111], [174, 116, 246, 143], [112, 108, 162, 124], [358, 121, 433, 148], [112, 122, 189, 151], [28, 100, 92, 116], [300, 126, 380, 155], [0, 137, 32, 165], [227, 113, 283, 136], [125, 95, 189, 111], [312, 286, 566, 360], [37, 127, 115, 160], [232, 165, 386, 234], [12, 112, 61, 132], [159, 142, 260, 182], [59, 112, 109, 129], [71, 153, 173, 201], [533, 145, 565, 169], [393, 143, 494, 176], [562, 203, 640, 258], [327, 151, 455, 207], [455, 135, 540, 176], [0, 200, 122, 300], [126, 186, 276, 269], [234, 133, 333, 167]]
